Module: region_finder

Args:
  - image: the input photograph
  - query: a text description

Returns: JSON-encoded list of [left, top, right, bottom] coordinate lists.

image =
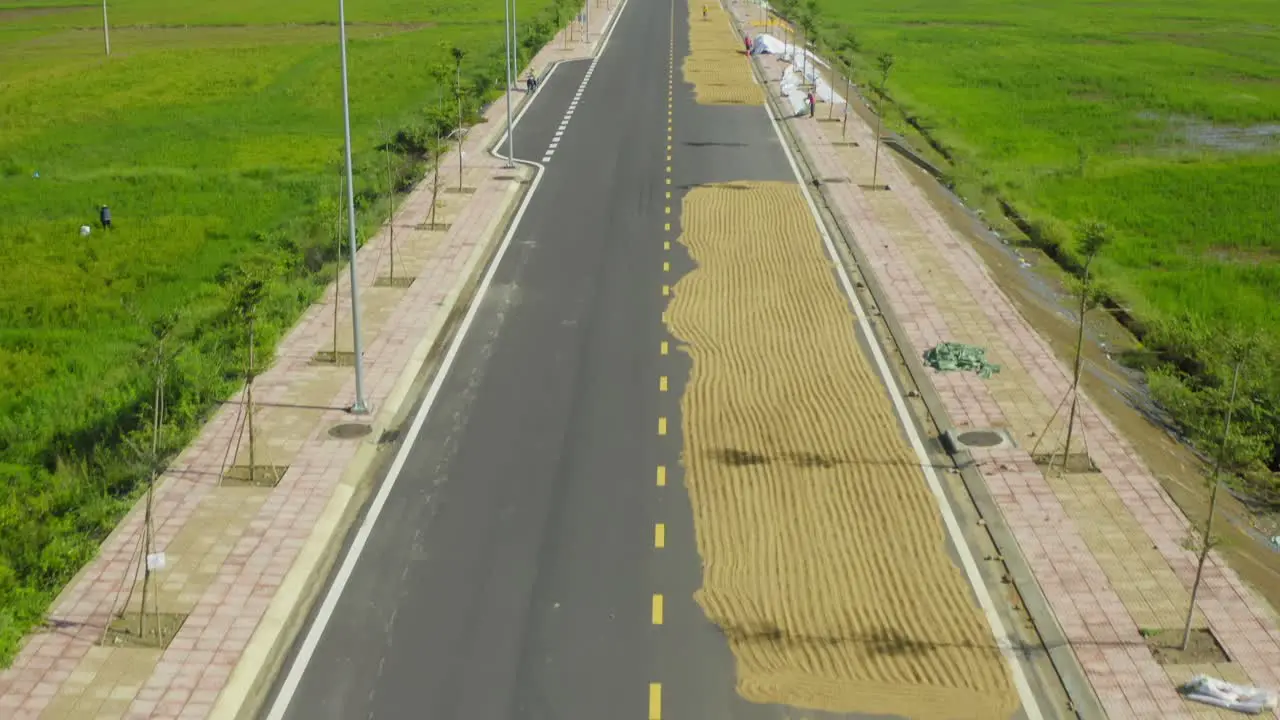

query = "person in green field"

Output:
[[99, 204, 112, 231]]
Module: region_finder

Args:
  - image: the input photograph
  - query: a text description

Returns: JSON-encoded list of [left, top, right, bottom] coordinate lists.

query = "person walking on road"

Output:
[[806, 91, 816, 118], [99, 204, 112, 231], [702, 4, 708, 20], [526, 71, 536, 93]]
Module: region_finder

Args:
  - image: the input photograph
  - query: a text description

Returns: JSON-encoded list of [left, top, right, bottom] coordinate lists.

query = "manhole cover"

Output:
[[957, 430, 1005, 448], [329, 423, 373, 440]]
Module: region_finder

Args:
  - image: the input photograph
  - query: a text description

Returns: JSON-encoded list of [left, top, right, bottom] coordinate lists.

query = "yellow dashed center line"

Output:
[[653, 8, 674, 712]]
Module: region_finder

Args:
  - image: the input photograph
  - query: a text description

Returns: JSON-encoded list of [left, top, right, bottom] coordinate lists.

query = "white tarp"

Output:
[[751, 33, 847, 110], [1181, 675, 1278, 715], [778, 63, 808, 116]]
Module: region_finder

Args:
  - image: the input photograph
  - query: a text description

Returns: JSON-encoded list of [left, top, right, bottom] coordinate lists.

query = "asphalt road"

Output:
[[265, 0, 690, 716], [261, 0, 1056, 717]]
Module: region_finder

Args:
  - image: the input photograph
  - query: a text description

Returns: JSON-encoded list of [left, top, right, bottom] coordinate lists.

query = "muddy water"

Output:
[[666, 181, 1020, 719]]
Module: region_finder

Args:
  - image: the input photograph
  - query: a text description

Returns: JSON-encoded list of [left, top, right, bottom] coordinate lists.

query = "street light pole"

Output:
[[102, 0, 110, 56], [337, 0, 369, 414], [503, 0, 515, 168]]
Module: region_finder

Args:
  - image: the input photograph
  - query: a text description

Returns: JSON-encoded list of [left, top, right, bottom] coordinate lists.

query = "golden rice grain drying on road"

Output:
[[665, 181, 1020, 720], [683, 2, 762, 105]]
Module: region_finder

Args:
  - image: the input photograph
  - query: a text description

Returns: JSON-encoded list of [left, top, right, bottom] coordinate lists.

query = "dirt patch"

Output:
[[100, 611, 187, 649], [0, 5, 89, 21], [683, 2, 761, 105], [665, 181, 1020, 719], [1204, 245, 1280, 265], [1143, 627, 1230, 665]]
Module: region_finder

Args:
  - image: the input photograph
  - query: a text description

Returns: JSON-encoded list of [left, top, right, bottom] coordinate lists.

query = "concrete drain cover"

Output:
[[957, 430, 1005, 448], [942, 428, 1012, 454], [329, 423, 373, 440]]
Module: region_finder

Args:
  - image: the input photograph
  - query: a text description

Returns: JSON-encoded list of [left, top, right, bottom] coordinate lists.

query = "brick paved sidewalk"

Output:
[[0, 5, 621, 720], [730, 3, 1280, 719]]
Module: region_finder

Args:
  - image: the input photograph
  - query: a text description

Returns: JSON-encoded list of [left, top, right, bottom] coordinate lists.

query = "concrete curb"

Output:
[[217, 169, 531, 720], [732, 11, 1105, 720], [215, 7, 623, 714], [214, 61, 551, 718]]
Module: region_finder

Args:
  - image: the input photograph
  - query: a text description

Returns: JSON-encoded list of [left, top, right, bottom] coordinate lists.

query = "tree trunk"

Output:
[[842, 75, 851, 139], [456, 63, 464, 191], [386, 130, 395, 283], [1060, 262, 1092, 472], [1182, 360, 1243, 650], [828, 60, 836, 119], [871, 96, 884, 187], [334, 178, 343, 355], [247, 319, 256, 478]]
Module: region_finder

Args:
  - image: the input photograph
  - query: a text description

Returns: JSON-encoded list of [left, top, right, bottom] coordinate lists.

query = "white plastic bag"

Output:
[[1181, 674, 1278, 715]]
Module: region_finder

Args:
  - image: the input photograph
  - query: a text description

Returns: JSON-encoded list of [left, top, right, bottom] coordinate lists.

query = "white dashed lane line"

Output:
[[542, 54, 601, 163]]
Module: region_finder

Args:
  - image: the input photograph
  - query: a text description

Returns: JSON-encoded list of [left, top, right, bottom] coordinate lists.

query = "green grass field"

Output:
[[804, 0, 1280, 476], [0, 0, 579, 663]]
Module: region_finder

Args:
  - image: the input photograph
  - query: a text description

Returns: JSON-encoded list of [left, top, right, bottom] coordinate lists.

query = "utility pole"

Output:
[[504, 0, 514, 89], [102, 0, 110, 56], [503, 0, 515, 168], [337, 0, 369, 414]]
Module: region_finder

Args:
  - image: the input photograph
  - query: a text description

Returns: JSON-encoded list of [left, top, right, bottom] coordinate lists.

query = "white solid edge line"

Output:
[[757, 65, 1048, 720], [592, 0, 631, 59], [263, 61, 565, 720]]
